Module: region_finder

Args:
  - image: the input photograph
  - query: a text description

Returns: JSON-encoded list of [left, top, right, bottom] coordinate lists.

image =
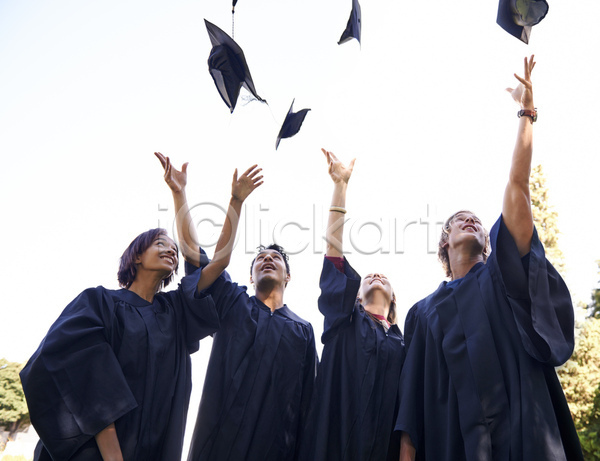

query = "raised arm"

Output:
[[198, 165, 263, 290], [502, 55, 536, 256], [322, 148, 355, 257], [155, 152, 199, 265], [155, 153, 262, 290]]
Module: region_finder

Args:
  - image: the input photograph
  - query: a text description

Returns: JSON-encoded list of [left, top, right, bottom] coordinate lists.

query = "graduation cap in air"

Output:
[[275, 100, 310, 150], [204, 19, 266, 113], [497, 0, 548, 44], [338, 0, 361, 45]]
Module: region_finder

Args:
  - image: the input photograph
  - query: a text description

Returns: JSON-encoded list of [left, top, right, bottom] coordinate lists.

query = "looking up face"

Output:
[[443, 212, 487, 252], [359, 273, 394, 304], [438, 210, 490, 278], [135, 235, 179, 280], [250, 249, 290, 288]]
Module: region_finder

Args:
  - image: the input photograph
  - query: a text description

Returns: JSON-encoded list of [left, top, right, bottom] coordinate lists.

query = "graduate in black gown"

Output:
[[298, 149, 405, 461], [396, 56, 583, 461], [20, 227, 220, 461], [156, 154, 318, 461]]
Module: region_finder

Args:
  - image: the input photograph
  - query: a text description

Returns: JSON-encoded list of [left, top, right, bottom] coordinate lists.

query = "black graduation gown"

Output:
[[20, 269, 219, 461], [186, 270, 318, 461], [299, 257, 405, 461], [395, 216, 583, 461]]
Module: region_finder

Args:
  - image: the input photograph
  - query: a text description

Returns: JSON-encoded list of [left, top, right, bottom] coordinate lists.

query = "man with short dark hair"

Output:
[[156, 154, 317, 461]]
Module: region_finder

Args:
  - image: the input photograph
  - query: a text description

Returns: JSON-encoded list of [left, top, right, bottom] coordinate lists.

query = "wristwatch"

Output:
[[518, 109, 537, 122]]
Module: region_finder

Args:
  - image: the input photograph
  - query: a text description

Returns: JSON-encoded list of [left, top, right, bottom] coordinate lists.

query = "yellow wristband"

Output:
[[329, 206, 347, 214]]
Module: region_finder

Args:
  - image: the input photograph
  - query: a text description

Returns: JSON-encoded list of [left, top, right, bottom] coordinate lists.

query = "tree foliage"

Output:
[[530, 164, 566, 275], [580, 392, 600, 459], [0, 359, 29, 445], [589, 261, 600, 319], [557, 317, 600, 459], [558, 317, 600, 426], [529, 165, 600, 458]]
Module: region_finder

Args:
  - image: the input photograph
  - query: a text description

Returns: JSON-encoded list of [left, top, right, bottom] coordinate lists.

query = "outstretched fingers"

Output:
[[243, 164, 260, 177], [246, 173, 264, 188], [513, 74, 528, 86], [322, 148, 339, 164], [515, 55, 535, 87], [155, 151, 173, 181], [507, 55, 536, 107], [348, 157, 356, 172], [242, 165, 263, 184], [324, 148, 356, 182], [155, 152, 188, 192], [164, 157, 172, 179], [232, 164, 264, 201], [154, 151, 167, 169], [526, 54, 536, 77]]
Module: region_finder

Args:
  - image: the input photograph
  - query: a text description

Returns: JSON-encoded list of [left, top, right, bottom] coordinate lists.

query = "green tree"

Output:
[[0, 359, 29, 450], [557, 317, 600, 459], [580, 388, 600, 459], [529, 166, 600, 457], [589, 261, 600, 318], [529, 164, 566, 275]]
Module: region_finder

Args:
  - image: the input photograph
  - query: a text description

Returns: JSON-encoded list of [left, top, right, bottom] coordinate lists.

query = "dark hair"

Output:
[[250, 244, 290, 275], [388, 295, 397, 325], [118, 228, 178, 289], [438, 210, 490, 278]]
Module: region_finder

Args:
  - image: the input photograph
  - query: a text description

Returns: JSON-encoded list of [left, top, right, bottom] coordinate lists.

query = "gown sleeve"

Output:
[[295, 323, 319, 451], [183, 246, 238, 320], [490, 215, 575, 365], [162, 267, 220, 353], [184, 246, 211, 274], [318, 256, 362, 343], [394, 305, 426, 449], [20, 287, 138, 461]]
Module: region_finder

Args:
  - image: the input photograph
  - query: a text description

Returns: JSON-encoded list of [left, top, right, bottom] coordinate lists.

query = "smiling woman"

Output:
[[19, 228, 220, 461], [118, 229, 179, 291], [297, 149, 406, 461]]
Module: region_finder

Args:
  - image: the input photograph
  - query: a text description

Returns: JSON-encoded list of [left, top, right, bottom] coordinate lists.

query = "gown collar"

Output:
[[251, 296, 309, 326], [116, 288, 155, 307]]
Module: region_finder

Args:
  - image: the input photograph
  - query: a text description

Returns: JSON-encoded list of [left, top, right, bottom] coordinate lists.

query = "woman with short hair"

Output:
[[20, 164, 261, 461]]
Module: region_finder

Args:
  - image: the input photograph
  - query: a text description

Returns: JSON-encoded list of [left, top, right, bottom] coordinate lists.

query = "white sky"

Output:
[[1, 0, 599, 456]]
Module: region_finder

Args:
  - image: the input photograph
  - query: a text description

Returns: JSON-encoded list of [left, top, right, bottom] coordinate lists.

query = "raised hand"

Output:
[[155, 152, 188, 193], [322, 148, 354, 257], [198, 164, 263, 289], [322, 148, 356, 185], [232, 165, 263, 202], [502, 55, 536, 257], [506, 55, 535, 109]]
